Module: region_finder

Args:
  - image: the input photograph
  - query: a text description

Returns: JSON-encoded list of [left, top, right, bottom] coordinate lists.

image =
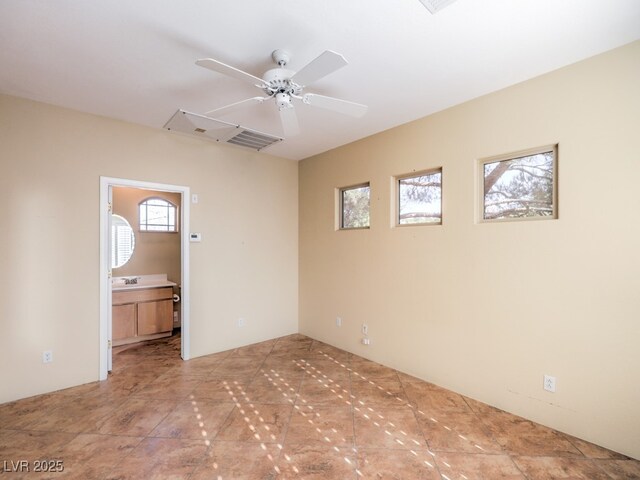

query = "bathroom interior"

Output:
[[110, 186, 182, 361]]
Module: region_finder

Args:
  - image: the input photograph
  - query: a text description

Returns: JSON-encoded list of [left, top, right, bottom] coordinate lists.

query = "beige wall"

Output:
[[0, 94, 299, 403], [112, 187, 182, 285], [299, 41, 640, 459]]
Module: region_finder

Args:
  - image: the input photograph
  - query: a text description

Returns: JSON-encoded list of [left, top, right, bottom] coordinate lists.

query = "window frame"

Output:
[[394, 167, 443, 227], [478, 144, 558, 224], [337, 182, 371, 230], [138, 197, 179, 233]]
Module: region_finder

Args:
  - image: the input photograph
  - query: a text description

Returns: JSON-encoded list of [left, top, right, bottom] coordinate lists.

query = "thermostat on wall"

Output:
[[190, 233, 202, 242]]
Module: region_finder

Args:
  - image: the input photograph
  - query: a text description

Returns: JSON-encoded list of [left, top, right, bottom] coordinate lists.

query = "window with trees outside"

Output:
[[481, 145, 557, 222], [139, 197, 178, 232], [340, 183, 370, 229], [397, 169, 442, 225]]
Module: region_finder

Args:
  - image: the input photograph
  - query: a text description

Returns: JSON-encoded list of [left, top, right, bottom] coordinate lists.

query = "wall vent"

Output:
[[418, 0, 459, 14], [163, 110, 283, 152]]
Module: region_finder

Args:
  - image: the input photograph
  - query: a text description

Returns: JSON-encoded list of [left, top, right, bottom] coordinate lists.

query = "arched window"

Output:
[[139, 197, 178, 232]]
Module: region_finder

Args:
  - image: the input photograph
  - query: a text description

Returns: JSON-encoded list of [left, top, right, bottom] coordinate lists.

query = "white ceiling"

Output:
[[1, 0, 639, 160]]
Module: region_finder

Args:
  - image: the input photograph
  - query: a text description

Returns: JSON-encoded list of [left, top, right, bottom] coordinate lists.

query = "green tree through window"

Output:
[[341, 184, 370, 229], [398, 169, 442, 225], [482, 148, 556, 221]]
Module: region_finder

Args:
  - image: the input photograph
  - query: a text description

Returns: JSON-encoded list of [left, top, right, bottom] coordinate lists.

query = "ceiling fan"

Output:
[[196, 49, 368, 137]]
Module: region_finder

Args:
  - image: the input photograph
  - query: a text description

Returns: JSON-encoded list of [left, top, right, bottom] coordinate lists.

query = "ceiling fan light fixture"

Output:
[[418, 0, 459, 14], [275, 92, 292, 109]]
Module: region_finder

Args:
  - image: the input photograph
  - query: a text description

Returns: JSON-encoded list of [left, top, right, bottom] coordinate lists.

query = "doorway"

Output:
[[99, 177, 191, 380]]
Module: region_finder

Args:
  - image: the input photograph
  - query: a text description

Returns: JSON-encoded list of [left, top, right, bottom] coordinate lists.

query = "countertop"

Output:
[[112, 274, 177, 292]]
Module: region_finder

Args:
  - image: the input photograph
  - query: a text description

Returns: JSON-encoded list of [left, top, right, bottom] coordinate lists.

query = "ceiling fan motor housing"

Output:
[[262, 68, 301, 96]]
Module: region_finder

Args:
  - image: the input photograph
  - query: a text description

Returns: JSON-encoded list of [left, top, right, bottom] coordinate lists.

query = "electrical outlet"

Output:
[[42, 350, 53, 364], [361, 338, 371, 345], [543, 374, 556, 393], [362, 323, 368, 335], [336, 317, 342, 327], [237, 317, 246, 328]]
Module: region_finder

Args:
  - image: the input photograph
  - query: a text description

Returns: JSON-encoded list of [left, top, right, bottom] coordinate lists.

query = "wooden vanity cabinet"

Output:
[[137, 299, 173, 335], [112, 286, 174, 346], [113, 304, 136, 340]]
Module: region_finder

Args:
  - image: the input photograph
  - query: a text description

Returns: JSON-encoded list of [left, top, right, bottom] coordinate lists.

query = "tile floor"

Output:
[[1, 333, 639, 479]]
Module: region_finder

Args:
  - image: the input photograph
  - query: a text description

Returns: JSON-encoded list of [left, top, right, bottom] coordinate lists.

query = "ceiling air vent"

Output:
[[163, 110, 283, 152], [418, 0, 459, 14], [227, 130, 281, 150]]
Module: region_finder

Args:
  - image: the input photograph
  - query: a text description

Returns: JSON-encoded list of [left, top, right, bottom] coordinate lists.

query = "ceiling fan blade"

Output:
[[279, 106, 300, 137], [302, 93, 368, 118], [205, 96, 270, 116], [196, 58, 267, 87], [290, 50, 348, 87]]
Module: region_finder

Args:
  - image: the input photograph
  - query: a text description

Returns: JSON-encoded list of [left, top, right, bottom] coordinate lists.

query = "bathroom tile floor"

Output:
[[1, 333, 639, 479]]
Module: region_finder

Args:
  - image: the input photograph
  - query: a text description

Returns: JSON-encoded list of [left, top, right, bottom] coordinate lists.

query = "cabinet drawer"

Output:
[[137, 299, 173, 336], [113, 287, 173, 305]]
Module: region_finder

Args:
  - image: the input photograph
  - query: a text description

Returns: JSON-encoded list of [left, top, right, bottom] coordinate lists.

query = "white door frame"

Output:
[[99, 176, 191, 380]]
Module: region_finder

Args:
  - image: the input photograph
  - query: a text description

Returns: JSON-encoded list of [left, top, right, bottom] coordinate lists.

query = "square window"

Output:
[[339, 183, 370, 229], [480, 146, 557, 222], [397, 169, 442, 225]]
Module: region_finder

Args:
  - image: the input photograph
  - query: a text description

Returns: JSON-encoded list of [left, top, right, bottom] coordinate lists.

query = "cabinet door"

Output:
[[113, 304, 136, 340], [137, 299, 173, 335]]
